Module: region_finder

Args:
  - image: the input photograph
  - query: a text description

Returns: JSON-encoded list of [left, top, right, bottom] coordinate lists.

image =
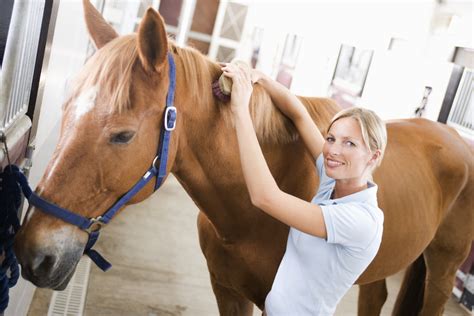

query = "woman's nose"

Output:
[[328, 142, 342, 155]]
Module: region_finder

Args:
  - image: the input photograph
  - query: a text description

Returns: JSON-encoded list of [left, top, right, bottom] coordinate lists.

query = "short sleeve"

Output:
[[321, 202, 378, 249], [315, 154, 335, 195], [316, 153, 324, 176]]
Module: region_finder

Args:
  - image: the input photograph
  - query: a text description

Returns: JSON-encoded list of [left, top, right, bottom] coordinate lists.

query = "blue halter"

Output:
[[13, 52, 177, 272]]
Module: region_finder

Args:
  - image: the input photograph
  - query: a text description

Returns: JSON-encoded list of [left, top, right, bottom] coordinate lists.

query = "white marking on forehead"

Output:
[[74, 86, 98, 120]]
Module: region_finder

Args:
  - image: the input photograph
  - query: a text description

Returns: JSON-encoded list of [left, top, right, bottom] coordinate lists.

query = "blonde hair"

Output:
[[327, 107, 387, 167]]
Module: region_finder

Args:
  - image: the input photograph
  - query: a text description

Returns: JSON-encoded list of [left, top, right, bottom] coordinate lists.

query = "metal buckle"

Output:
[[151, 156, 160, 172], [85, 216, 106, 234], [164, 106, 177, 131]]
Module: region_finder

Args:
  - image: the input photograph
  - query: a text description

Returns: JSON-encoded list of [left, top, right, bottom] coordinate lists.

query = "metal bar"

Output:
[[454, 72, 470, 123], [449, 70, 467, 124], [28, 0, 59, 143], [438, 65, 464, 123], [447, 69, 474, 137]]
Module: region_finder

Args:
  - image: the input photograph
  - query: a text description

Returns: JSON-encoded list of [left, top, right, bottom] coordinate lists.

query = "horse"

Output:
[[14, 2, 474, 315]]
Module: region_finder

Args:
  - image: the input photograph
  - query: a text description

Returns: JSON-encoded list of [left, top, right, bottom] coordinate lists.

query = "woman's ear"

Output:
[[368, 149, 382, 166]]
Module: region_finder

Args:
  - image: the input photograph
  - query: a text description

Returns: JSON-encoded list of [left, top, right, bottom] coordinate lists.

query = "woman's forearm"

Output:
[[233, 108, 327, 238], [233, 108, 279, 205], [224, 63, 327, 238], [256, 74, 307, 120]]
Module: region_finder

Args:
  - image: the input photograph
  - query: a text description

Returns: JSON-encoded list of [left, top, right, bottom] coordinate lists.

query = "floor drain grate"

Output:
[[47, 256, 91, 316]]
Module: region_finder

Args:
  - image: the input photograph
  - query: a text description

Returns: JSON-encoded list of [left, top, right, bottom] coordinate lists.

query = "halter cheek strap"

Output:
[[12, 52, 177, 272]]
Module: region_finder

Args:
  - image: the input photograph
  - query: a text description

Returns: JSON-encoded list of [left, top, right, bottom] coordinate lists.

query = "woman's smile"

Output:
[[326, 157, 345, 168]]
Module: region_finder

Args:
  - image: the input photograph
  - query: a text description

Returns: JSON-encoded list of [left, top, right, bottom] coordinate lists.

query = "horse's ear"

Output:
[[83, 0, 118, 49], [137, 8, 168, 73]]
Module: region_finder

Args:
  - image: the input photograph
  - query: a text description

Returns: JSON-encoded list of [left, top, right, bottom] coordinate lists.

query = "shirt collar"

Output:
[[319, 181, 378, 206]]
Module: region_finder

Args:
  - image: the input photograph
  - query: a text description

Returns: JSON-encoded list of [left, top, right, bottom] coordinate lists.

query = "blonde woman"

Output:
[[221, 63, 387, 315]]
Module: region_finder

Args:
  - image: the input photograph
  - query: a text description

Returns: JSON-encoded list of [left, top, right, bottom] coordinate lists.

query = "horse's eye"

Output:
[[110, 131, 136, 144]]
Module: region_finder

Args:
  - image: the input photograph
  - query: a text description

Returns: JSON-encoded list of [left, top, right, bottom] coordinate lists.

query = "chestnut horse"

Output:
[[14, 2, 473, 315]]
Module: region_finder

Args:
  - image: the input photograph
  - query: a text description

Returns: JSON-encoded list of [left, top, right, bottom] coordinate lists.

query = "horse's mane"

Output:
[[69, 34, 338, 144], [172, 42, 339, 144]]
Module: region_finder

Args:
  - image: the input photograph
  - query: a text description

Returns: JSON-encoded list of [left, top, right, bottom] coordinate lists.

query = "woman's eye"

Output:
[[326, 137, 335, 143], [110, 131, 136, 144], [346, 141, 355, 147]]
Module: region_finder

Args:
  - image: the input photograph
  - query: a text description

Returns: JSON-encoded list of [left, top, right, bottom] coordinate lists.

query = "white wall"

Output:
[[239, 0, 472, 120], [361, 51, 455, 121]]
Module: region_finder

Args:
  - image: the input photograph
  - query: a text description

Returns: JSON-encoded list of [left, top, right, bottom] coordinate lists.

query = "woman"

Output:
[[221, 63, 387, 315]]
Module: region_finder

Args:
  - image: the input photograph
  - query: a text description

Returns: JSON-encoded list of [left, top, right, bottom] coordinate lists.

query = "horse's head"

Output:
[[14, 1, 178, 289]]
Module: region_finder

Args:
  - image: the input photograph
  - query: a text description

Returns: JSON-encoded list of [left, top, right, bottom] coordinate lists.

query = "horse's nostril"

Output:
[[31, 254, 57, 277], [31, 254, 45, 271]]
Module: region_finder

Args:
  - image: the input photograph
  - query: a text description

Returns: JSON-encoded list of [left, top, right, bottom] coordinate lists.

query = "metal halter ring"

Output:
[[85, 216, 106, 234], [152, 156, 160, 171], [164, 106, 177, 131]]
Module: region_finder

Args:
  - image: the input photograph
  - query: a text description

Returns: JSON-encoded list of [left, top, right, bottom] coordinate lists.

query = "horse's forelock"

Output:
[[69, 35, 138, 114]]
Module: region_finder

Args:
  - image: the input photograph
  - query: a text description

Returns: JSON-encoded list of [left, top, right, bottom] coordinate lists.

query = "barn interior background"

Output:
[[0, 0, 472, 315]]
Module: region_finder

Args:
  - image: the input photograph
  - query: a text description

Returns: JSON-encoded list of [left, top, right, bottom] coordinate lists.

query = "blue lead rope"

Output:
[[0, 166, 21, 314], [0, 52, 177, 279]]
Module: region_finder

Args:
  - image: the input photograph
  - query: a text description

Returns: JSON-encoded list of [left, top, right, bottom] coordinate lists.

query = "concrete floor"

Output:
[[28, 175, 469, 316]]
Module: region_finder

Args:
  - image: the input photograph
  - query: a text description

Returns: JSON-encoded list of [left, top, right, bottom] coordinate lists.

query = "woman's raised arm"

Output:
[[221, 63, 328, 239]]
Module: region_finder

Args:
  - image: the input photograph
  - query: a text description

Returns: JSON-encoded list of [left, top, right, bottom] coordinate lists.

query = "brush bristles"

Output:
[[212, 80, 231, 102]]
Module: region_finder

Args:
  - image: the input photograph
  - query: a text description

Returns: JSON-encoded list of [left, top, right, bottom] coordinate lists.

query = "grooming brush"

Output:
[[212, 76, 231, 102], [212, 60, 250, 102]]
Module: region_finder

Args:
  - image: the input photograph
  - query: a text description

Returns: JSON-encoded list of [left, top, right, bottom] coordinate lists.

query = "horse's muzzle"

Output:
[[14, 235, 84, 289]]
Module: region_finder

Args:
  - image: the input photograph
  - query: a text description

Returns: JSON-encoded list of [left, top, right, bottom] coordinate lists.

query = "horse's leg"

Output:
[[418, 186, 473, 316], [210, 276, 254, 316], [357, 279, 388, 316], [419, 239, 471, 316], [392, 254, 426, 316]]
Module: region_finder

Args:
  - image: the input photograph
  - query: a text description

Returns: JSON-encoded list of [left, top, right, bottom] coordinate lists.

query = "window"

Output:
[[447, 68, 473, 138]]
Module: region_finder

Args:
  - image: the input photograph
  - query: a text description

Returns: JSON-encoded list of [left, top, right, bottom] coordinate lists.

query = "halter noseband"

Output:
[[13, 52, 177, 271]]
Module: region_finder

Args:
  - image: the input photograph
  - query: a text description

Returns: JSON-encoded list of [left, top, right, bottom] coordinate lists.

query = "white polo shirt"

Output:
[[265, 154, 384, 315]]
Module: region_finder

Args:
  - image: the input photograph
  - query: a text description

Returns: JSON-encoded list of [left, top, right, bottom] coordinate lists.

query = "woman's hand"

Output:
[[221, 63, 253, 114]]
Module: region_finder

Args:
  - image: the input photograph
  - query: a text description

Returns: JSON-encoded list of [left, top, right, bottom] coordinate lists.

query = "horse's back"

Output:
[[384, 118, 472, 202], [359, 118, 473, 282]]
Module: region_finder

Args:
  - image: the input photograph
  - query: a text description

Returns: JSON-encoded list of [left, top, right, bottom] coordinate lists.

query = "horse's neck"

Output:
[[171, 54, 338, 240]]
